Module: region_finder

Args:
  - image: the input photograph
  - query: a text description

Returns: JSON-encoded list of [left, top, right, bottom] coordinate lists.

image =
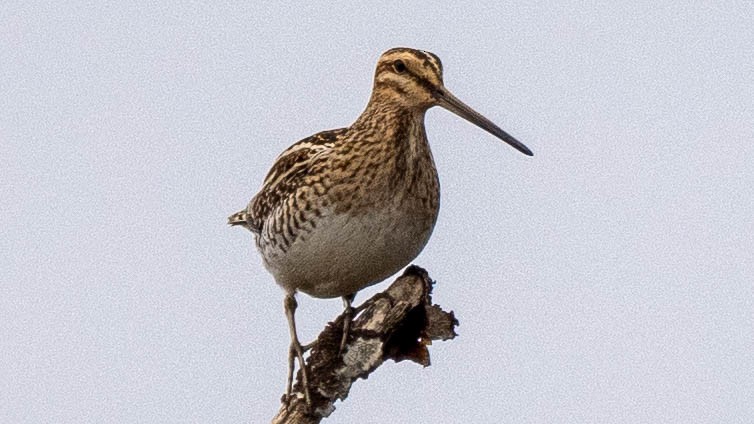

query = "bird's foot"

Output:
[[339, 303, 355, 355], [285, 341, 312, 407]]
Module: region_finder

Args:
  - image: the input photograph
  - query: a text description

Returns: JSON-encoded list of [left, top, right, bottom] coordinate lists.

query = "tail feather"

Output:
[[228, 210, 252, 230]]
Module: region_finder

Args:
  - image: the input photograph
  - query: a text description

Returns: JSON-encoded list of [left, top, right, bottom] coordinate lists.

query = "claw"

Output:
[[284, 294, 311, 406]]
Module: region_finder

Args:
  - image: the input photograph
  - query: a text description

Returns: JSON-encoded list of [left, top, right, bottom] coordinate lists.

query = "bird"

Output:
[[229, 47, 532, 406]]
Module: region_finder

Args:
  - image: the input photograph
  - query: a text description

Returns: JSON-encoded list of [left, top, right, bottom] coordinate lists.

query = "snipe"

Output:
[[229, 47, 532, 405]]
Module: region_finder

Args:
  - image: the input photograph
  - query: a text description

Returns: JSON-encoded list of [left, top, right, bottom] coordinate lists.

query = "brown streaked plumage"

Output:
[[229, 47, 532, 406]]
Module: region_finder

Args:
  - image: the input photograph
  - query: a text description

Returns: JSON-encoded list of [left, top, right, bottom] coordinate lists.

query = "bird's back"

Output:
[[228, 128, 346, 233]]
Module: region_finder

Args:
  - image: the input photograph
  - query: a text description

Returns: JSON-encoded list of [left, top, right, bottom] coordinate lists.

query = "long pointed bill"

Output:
[[434, 87, 533, 156]]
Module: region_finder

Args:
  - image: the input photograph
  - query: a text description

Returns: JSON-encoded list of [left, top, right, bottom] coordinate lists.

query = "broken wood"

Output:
[[271, 265, 458, 424]]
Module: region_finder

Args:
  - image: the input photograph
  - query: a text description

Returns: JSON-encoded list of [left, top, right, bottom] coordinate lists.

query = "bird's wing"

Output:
[[238, 128, 347, 233]]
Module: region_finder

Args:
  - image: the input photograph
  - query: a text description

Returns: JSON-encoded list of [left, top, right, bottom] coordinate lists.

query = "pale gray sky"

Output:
[[2, 1, 753, 423]]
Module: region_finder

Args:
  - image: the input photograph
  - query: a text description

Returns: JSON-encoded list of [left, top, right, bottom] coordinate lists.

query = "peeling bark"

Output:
[[271, 265, 458, 424]]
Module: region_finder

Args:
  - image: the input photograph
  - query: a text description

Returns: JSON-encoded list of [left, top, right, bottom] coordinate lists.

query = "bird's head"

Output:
[[372, 47, 532, 156], [373, 47, 445, 109]]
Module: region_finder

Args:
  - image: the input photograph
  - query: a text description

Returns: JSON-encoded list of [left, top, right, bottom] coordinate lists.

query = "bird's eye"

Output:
[[393, 60, 406, 73]]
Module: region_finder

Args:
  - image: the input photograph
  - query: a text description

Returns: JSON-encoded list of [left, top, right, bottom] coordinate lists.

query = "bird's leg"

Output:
[[339, 293, 356, 354], [283, 293, 311, 406]]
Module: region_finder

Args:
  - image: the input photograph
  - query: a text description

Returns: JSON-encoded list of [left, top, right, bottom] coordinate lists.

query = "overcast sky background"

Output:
[[3, 1, 753, 423]]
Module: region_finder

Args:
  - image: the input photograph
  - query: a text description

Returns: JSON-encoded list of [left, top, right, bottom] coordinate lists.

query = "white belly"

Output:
[[259, 204, 437, 298]]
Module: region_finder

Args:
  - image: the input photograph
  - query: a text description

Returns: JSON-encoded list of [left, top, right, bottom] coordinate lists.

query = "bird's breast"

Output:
[[257, 117, 441, 298]]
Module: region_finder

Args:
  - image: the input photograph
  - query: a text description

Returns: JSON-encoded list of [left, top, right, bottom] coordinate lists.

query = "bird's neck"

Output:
[[353, 94, 428, 144], [351, 94, 436, 191]]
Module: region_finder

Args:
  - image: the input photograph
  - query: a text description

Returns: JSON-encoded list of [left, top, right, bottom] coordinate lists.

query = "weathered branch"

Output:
[[271, 265, 458, 424]]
